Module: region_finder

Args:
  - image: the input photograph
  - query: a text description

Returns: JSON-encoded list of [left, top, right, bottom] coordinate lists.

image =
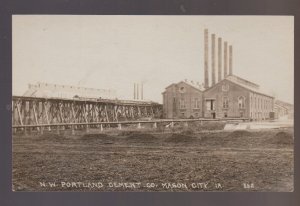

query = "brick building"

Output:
[[162, 81, 204, 119], [162, 75, 274, 120], [162, 28, 275, 120], [274, 100, 294, 120], [203, 75, 274, 119]]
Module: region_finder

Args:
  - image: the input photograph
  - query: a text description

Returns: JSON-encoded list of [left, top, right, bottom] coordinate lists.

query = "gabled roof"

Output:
[[204, 75, 274, 98], [274, 103, 289, 110], [225, 75, 260, 91], [23, 82, 117, 99], [163, 81, 204, 94], [275, 100, 294, 109]]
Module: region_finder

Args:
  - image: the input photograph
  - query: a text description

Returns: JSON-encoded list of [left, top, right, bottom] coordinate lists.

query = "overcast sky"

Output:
[[13, 15, 294, 103]]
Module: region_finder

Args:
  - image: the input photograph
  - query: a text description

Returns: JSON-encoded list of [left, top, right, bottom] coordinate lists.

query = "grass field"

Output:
[[12, 123, 294, 192]]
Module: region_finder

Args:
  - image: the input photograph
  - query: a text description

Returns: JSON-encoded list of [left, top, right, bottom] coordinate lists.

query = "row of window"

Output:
[[178, 96, 273, 112], [179, 98, 201, 109], [250, 95, 272, 111], [222, 96, 245, 109], [179, 96, 246, 110], [250, 112, 270, 119]]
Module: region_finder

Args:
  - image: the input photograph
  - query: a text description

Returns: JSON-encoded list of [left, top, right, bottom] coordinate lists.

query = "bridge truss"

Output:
[[12, 96, 163, 131]]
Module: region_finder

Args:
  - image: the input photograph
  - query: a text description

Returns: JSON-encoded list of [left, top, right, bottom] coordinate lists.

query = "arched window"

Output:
[[238, 96, 245, 109]]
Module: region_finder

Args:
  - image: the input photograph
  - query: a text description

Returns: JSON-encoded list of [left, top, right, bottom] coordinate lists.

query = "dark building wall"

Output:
[[163, 85, 176, 119], [163, 82, 203, 119]]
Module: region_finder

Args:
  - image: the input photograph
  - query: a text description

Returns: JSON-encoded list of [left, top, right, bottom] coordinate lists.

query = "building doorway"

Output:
[[206, 99, 215, 111], [240, 111, 244, 117], [212, 112, 216, 119]]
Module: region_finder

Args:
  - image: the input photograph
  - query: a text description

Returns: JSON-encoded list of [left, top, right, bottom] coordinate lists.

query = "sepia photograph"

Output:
[[12, 15, 294, 192]]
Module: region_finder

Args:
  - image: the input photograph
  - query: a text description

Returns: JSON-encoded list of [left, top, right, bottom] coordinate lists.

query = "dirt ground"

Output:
[[12, 123, 294, 192]]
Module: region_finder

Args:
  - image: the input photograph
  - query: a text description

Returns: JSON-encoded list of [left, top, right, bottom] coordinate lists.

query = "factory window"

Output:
[[173, 97, 176, 110], [238, 96, 245, 109], [179, 99, 186, 109], [194, 98, 200, 109], [223, 97, 229, 109]]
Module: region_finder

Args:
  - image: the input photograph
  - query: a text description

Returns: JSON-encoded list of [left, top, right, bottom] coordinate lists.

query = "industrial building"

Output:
[[203, 75, 274, 119], [162, 29, 275, 120], [274, 100, 294, 120], [23, 82, 117, 99], [162, 80, 204, 119]]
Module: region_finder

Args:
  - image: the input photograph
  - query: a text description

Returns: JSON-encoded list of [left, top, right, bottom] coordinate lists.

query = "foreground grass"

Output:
[[12, 127, 294, 192]]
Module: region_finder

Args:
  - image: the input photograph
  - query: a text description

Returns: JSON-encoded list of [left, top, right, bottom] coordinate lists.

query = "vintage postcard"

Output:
[[12, 15, 294, 192]]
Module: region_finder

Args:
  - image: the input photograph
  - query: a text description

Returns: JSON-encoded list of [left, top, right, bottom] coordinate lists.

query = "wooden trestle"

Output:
[[12, 96, 162, 132]]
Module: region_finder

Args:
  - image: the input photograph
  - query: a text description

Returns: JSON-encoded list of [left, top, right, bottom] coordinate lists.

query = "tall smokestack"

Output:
[[134, 83, 136, 99], [224, 41, 228, 78], [218, 37, 222, 82], [229, 45, 233, 76], [211, 34, 216, 86], [137, 83, 139, 100], [141, 82, 143, 100], [204, 29, 209, 89]]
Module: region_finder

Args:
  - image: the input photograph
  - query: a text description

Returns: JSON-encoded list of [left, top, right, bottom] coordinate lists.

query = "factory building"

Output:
[[162, 28, 275, 120], [23, 82, 117, 99], [162, 81, 204, 118], [274, 100, 294, 120], [203, 75, 274, 119]]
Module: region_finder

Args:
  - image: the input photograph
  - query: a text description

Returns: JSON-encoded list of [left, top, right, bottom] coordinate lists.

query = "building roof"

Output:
[[204, 75, 274, 98], [23, 82, 117, 99], [274, 103, 288, 110], [275, 100, 294, 109], [163, 80, 204, 94], [225, 75, 260, 91]]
